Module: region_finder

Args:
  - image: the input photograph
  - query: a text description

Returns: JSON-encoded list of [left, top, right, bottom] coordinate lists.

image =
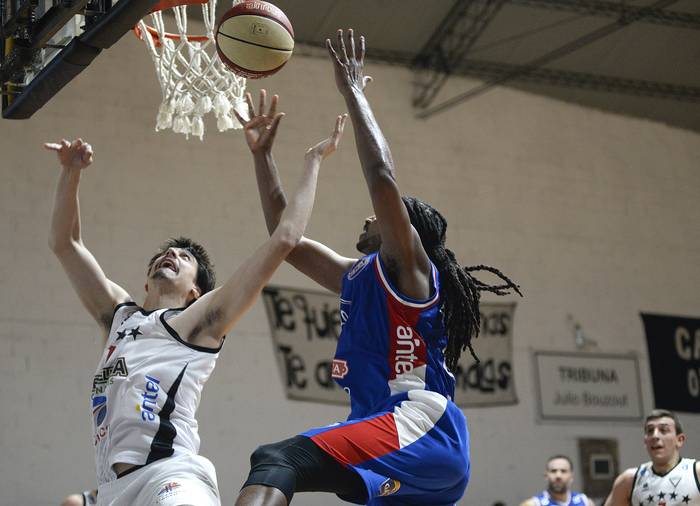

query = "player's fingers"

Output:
[[359, 35, 366, 64], [337, 29, 348, 63], [347, 29, 356, 61], [338, 113, 348, 133], [363, 76, 373, 89], [268, 94, 278, 118], [61, 139, 71, 150], [258, 89, 266, 116], [245, 92, 255, 118], [334, 114, 344, 136], [233, 107, 247, 126], [44, 142, 62, 151], [334, 115, 347, 146], [326, 38, 341, 66]]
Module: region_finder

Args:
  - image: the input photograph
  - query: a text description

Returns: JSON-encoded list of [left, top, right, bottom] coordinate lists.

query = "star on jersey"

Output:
[[670, 492, 678, 500], [658, 492, 666, 500], [647, 494, 655, 503], [116, 330, 127, 341], [682, 496, 690, 504], [128, 326, 142, 340]]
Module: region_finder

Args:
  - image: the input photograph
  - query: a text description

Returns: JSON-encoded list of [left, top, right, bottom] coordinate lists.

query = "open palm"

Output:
[[234, 90, 284, 155], [306, 114, 348, 160]]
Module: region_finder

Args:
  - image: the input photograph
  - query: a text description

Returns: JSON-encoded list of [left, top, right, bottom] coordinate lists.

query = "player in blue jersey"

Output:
[[520, 456, 594, 506], [234, 29, 521, 506]]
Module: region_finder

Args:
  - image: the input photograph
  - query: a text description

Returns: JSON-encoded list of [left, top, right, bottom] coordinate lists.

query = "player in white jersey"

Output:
[[45, 113, 347, 506], [605, 409, 700, 506], [520, 455, 594, 506]]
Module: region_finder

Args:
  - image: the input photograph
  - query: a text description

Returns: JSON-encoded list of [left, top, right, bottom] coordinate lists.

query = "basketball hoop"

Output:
[[135, 0, 247, 140]]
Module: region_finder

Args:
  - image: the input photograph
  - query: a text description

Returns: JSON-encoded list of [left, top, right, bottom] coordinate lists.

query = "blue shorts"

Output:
[[303, 390, 470, 505]]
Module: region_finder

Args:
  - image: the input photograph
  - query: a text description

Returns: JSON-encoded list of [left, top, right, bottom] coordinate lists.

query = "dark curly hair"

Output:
[[402, 196, 522, 371]]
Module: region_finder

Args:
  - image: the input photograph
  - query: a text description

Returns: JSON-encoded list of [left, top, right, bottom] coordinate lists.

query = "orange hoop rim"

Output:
[[133, 0, 211, 46]]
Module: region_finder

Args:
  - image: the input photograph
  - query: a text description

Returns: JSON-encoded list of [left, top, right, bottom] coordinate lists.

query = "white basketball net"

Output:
[[137, 0, 248, 140]]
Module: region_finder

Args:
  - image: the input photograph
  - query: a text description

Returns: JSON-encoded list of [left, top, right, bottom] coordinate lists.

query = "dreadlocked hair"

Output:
[[402, 196, 522, 372]]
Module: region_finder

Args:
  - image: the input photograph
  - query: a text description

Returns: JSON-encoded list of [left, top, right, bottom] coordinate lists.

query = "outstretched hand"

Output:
[[233, 89, 285, 155], [326, 29, 373, 97], [44, 139, 94, 171], [306, 114, 348, 161]]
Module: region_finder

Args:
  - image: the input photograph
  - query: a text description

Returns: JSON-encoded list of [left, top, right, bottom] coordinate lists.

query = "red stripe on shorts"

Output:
[[310, 413, 400, 466]]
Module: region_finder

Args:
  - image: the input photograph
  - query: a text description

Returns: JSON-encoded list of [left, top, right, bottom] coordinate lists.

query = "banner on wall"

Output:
[[534, 352, 643, 421], [641, 312, 700, 413], [261, 285, 518, 407]]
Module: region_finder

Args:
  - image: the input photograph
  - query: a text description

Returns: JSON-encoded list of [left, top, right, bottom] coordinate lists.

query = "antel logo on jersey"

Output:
[[379, 478, 401, 496], [394, 325, 423, 375], [347, 257, 370, 280], [137, 375, 161, 422], [92, 357, 128, 395], [331, 359, 349, 379]]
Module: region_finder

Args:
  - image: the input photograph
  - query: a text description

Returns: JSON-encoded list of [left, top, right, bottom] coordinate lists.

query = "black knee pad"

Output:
[[241, 436, 366, 504], [250, 441, 292, 468], [243, 437, 304, 503]]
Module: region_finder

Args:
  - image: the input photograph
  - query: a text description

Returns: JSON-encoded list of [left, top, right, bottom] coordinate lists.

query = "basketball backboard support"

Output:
[[1, 0, 160, 119]]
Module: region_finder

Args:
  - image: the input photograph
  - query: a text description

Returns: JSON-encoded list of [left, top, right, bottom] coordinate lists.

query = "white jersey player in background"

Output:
[[45, 113, 346, 506], [605, 409, 700, 506]]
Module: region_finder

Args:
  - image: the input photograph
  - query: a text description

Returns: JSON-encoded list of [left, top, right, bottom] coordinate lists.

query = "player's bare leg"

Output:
[[235, 485, 287, 506]]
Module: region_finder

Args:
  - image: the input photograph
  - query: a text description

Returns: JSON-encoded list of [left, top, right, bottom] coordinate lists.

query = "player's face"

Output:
[[356, 215, 381, 254], [644, 417, 685, 466], [147, 247, 200, 301], [545, 458, 573, 495]]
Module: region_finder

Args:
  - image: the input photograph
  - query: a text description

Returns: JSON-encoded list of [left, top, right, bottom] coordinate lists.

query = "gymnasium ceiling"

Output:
[[207, 0, 700, 132]]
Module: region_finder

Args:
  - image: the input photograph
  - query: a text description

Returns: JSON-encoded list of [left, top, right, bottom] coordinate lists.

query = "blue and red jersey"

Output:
[[331, 252, 456, 419]]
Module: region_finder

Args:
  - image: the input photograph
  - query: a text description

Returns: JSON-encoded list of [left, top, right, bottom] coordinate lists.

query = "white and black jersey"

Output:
[[91, 302, 221, 485], [81, 489, 97, 506], [631, 458, 700, 506]]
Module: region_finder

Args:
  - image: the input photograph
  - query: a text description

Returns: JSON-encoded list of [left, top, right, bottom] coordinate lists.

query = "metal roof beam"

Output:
[[415, 0, 681, 118], [457, 58, 700, 101], [411, 0, 507, 109], [508, 0, 700, 30]]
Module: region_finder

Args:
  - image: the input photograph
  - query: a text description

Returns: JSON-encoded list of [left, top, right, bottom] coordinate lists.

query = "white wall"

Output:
[[1, 23, 699, 506]]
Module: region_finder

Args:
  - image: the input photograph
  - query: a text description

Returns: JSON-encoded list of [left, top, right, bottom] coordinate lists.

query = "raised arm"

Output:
[[169, 117, 345, 348], [603, 468, 635, 506], [327, 29, 431, 299], [234, 90, 356, 294], [46, 139, 131, 337]]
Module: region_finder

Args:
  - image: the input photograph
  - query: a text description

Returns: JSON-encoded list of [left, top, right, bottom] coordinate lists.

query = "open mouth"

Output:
[[156, 258, 178, 273]]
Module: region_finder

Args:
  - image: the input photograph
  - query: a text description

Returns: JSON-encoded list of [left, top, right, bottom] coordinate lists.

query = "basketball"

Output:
[[215, 1, 294, 79]]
